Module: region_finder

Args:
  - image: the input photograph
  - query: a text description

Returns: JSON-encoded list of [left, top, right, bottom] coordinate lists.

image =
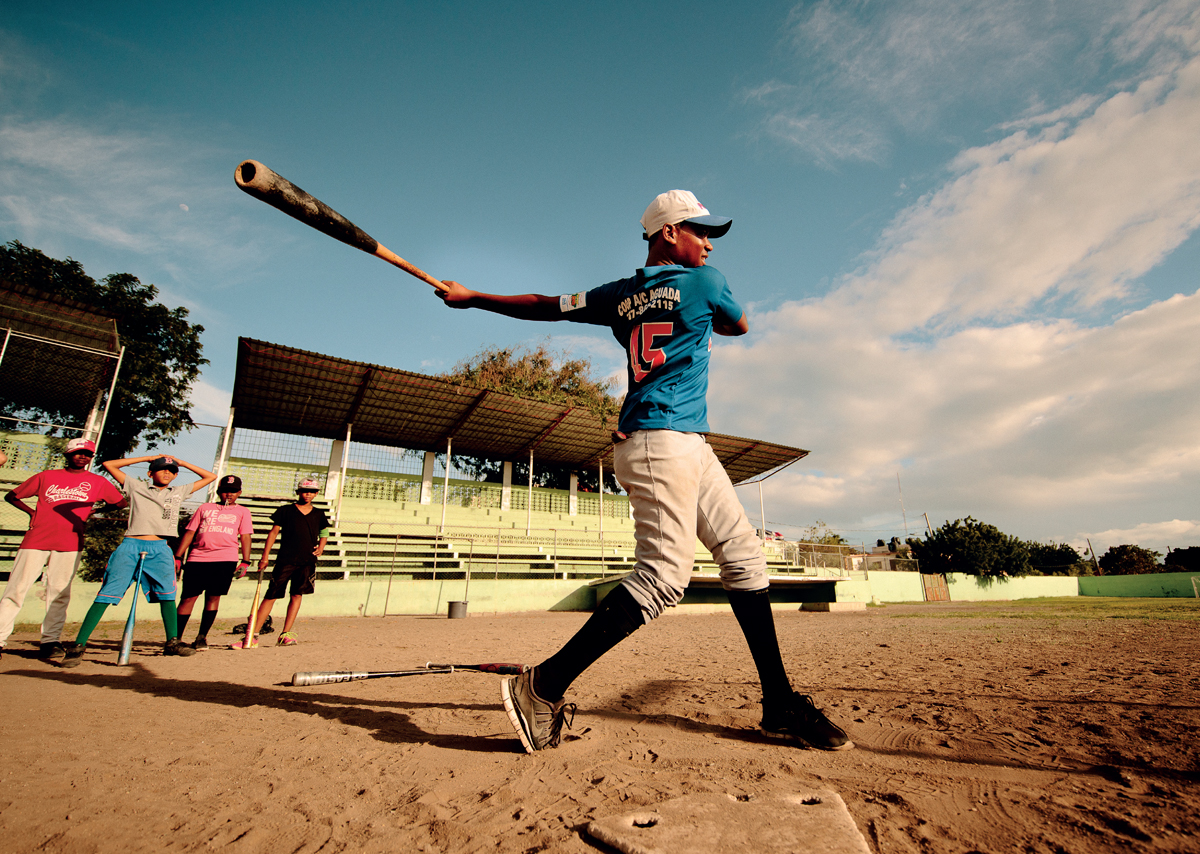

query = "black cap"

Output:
[[216, 474, 242, 493], [148, 456, 179, 473]]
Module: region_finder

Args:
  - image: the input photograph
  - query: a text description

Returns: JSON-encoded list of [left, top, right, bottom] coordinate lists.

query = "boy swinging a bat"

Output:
[[436, 190, 853, 753]]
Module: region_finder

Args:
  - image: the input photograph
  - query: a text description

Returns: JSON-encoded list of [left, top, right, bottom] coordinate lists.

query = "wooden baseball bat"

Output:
[[242, 562, 265, 650], [424, 661, 526, 675], [117, 552, 147, 665], [234, 160, 448, 292]]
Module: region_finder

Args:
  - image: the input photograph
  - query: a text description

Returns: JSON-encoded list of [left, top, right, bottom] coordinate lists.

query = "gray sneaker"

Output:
[[500, 667, 576, 753]]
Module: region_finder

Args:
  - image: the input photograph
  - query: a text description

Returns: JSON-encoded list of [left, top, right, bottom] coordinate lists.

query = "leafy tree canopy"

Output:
[[1025, 540, 1090, 576], [0, 241, 206, 461], [1165, 546, 1200, 572], [799, 520, 848, 545], [908, 516, 1032, 577], [440, 342, 622, 492], [1098, 544, 1162, 576]]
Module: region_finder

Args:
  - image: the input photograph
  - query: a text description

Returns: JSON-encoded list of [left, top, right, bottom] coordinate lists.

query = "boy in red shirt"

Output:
[[1, 439, 124, 662]]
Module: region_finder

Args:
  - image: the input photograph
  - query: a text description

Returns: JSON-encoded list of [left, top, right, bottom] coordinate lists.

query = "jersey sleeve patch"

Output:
[[559, 292, 587, 312]]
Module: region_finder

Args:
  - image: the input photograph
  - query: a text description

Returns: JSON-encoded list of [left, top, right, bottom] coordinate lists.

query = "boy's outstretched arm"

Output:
[[437, 280, 561, 322]]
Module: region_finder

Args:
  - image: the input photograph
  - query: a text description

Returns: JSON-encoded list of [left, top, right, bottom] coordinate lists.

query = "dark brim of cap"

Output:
[[684, 215, 732, 238]]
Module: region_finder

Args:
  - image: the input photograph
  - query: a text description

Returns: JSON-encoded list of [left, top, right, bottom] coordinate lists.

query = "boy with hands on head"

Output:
[[62, 454, 216, 667]]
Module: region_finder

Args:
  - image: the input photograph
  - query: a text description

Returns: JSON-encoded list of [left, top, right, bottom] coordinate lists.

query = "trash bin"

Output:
[[447, 600, 468, 619]]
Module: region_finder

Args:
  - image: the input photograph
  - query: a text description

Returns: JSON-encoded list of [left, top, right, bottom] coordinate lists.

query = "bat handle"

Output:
[[374, 244, 449, 293]]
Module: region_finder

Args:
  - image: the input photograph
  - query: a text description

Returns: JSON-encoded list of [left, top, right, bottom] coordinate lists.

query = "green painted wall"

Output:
[[6, 576, 599, 629], [1078, 571, 1200, 598], [851, 573, 924, 603], [16, 569, 1194, 631], [945, 573, 1079, 600]]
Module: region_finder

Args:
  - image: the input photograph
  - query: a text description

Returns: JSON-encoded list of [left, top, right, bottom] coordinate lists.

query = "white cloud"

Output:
[[0, 113, 288, 293], [712, 33, 1200, 547], [186, 378, 232, 425], [751, 0, 1200, 166], [1083, 519, 1200, 555]]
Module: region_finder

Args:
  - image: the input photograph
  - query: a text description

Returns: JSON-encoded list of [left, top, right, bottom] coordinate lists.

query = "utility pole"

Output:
[[923, 512, 933, 536], [897, 472, 909, 538]]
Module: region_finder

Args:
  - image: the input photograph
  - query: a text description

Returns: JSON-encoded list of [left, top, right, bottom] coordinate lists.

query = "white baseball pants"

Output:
[[614, 430, 769, 619], [0, 549, 81, 646]]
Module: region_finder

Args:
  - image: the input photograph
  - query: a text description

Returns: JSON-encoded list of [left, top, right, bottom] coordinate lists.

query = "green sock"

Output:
[[160, 600, 179, 639], [75, 602, 110, 646]]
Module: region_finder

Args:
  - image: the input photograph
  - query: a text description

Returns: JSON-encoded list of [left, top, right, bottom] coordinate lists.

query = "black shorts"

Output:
[[180, 561, 239, 599], [265, 563, 316, 599]]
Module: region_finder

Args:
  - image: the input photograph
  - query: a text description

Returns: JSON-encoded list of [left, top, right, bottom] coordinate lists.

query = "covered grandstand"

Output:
[[207, 338, 851, 615]]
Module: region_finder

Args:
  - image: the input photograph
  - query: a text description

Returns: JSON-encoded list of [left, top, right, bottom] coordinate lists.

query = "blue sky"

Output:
[[3, 1, 1199, 554]]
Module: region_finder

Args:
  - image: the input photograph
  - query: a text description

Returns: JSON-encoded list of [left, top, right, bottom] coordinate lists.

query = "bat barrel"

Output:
[[234, 159, 380, 255]]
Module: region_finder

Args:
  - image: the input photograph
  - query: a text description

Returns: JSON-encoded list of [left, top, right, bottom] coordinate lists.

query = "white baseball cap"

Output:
[[640, 190, 732, 241]]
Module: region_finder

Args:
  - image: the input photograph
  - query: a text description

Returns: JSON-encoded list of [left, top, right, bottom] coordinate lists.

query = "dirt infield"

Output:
[[1, 598, 1197, 853]]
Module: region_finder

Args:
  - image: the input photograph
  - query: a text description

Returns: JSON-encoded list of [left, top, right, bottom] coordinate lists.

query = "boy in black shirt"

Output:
[[234, 479, 328, 648]]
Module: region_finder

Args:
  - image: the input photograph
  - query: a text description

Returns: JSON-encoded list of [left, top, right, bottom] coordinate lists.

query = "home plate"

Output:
[[586, 789, 869, 854]]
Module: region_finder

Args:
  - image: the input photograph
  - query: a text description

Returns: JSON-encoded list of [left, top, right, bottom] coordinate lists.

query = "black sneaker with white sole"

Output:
[[760, 691, 854, 751]]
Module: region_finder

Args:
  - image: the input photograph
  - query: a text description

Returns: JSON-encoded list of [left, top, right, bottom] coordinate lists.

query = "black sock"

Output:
[[177, 612, 191, 637], [728, 588, 793, 706], [197, 608, 218, 639], [535, 584, 645, 702]]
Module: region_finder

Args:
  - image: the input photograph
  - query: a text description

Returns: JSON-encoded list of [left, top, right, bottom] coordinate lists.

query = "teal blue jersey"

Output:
[[559, 265, 743, 433]]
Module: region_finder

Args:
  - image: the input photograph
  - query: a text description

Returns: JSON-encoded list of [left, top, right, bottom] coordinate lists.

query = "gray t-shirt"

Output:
[[124, 478, 191, 538]]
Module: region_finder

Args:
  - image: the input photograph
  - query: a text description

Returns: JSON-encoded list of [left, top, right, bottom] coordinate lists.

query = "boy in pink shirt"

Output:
[[1, 439, 124, 661], [174, 475, 254, 650]]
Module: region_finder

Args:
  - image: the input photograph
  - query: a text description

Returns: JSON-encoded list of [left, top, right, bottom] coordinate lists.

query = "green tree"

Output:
[[799, 520, 847, 545], [0, 241, 207, 462], [1025, 540, 1090, 576], [1098, 544, 1162, 576], [908, 516, 1032, 578], [441, 342, 622, 492], [1164, 546, 1200, 572]]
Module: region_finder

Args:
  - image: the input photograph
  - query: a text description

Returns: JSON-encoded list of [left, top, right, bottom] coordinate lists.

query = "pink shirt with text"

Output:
[[184, 503, 254, 562]]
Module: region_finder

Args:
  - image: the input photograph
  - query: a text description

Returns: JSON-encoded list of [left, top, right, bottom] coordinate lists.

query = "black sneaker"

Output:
[[60, 642, 86, 668], [163, 637, 196, 657], [500, 666, 577, 753], [761, 692, 854, 751], [191, 636, 208, 651], [40, 642, 67, 663]]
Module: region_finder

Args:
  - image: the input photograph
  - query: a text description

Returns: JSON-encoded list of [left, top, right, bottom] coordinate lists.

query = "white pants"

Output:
[[614, 430, 768, 619], [0, 549, 81, 646]]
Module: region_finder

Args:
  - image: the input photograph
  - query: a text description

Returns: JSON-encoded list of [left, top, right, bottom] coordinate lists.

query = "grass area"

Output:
[[887, 597, 1200, 621]]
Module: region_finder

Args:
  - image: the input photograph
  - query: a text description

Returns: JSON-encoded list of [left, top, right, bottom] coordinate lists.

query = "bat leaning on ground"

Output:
[[242, 562, 265, 650], [291, 662, 526, 687], [234, 160, 448, 293], [117, 551, 147, 665]]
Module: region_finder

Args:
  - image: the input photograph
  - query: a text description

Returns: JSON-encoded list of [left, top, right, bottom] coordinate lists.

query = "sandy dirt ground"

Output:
[[1, 598, 1197, 853]]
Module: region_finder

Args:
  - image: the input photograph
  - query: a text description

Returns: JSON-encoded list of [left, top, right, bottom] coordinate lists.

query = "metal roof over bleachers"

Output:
[[231, 337, 808, 484], [0, 283, 122, 426]]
